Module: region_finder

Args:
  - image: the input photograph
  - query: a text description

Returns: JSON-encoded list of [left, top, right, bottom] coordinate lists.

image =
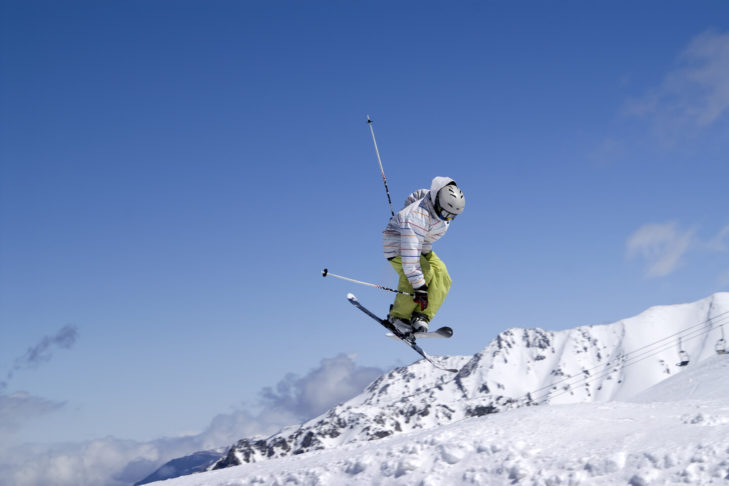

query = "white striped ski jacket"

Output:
[[382, 176, 453, 288]]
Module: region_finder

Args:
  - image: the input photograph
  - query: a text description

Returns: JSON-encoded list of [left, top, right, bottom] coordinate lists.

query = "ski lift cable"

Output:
[[530, 314, 729, 403], [613, 309, 729, 361], [535, 335, 690, 403], [379, 310, 729, 408], [531, 335, 688, 403], [378, 315, 721, 407], [532, 316, 729, 404], [610, 314, 727, 369], [526, 312, 729, 402], [537, 332, 701, 404], [523, 311, 729, 399]]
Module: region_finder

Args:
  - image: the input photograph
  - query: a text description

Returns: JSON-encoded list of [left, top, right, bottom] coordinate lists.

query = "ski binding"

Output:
[[386, 326, 453, 340]]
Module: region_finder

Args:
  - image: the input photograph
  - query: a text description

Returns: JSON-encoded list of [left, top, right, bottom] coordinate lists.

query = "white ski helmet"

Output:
[[435, 183, 465, 221]]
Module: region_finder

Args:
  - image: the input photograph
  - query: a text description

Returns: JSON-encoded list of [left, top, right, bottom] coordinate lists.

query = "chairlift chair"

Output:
[[677, 337, 690, 367], [716, 339, 728, 355], [716, 325, 728, 355]]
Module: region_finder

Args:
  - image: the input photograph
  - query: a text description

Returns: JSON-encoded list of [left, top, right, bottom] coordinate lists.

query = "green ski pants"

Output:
[[388, 251, 452, 322]]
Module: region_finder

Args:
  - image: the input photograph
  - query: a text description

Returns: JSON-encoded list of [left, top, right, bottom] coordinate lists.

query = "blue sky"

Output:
[[1, 0, 728, 483]]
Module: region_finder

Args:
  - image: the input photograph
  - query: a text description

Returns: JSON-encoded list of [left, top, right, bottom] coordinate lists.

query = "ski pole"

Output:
[[322, 268, 413, 296], [367, 115, 395, 217]]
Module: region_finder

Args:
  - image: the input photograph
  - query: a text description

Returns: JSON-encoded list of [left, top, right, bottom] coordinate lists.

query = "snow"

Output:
[[632, 354, 729, 403], [151, 293, 729, 485], [153, 363, 729, 485]]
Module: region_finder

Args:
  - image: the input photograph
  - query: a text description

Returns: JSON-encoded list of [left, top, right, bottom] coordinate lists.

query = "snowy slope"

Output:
[[203, 292, 728, 470], [154, 354, 729, 485], [150, 292, 729, 484], [632, 354, 729, 403], [456, 291, 729, 404]]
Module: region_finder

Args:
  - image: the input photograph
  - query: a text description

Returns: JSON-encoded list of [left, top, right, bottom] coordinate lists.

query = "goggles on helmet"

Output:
[[435, 201, 458, 221]]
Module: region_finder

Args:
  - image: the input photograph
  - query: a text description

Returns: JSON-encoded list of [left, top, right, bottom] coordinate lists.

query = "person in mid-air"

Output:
[[382, 176, 465, 335]]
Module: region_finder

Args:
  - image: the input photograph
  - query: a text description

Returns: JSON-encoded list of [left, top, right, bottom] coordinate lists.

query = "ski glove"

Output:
[[413, 284, 428, 311]]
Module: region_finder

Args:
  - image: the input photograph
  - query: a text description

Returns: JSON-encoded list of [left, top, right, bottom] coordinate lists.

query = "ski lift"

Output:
[[716, 325, 728, 355], [677, 337, 690, 367]]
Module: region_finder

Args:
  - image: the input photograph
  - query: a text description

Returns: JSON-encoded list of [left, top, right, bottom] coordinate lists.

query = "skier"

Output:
[[383, 176, 465, 335]]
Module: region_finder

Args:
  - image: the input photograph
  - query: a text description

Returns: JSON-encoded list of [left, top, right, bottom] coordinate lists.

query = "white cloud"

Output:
[[625, 30, 729, 142], [626, 222, 696, 277], [0, 438, 177, 486], [259, 353, 383, 420], [0, 354, 386, 486]]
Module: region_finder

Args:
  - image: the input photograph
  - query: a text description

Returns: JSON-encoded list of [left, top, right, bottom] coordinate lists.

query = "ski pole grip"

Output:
[[322, 268, 328, 278]]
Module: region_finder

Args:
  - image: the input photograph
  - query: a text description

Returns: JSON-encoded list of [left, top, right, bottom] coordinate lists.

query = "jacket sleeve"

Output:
[[399, 213, 428, 289], [402, 189, 429, 208], [421, 239, 434, 256]]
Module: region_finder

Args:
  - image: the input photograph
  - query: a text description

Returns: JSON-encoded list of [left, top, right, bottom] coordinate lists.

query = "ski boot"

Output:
[[388, 314, 414, 336], [410, 313, 430, 333]]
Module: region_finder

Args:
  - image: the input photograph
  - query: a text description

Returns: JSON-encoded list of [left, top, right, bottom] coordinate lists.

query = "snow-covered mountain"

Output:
[[134, 450, 223, 485], [148, 292, 729, 485], [206, 292, 728, 469], [457, 290, 727, 404], [153, 352, 729, 485]]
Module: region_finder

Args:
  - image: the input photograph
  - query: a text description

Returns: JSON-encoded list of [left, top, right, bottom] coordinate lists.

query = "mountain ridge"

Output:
[[141, 292, 729, 483], [158, 352, 729, 486], [209, 292, 728, 470]]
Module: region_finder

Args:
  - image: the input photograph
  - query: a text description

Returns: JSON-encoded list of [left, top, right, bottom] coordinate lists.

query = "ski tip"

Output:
[[438, 326, 454, 338], [346, 293, 357, 302]]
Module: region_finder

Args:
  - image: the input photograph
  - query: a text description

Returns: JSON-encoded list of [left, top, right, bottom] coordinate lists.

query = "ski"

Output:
[[386, 326, 453, 340], [346, 293, 459, 373]]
